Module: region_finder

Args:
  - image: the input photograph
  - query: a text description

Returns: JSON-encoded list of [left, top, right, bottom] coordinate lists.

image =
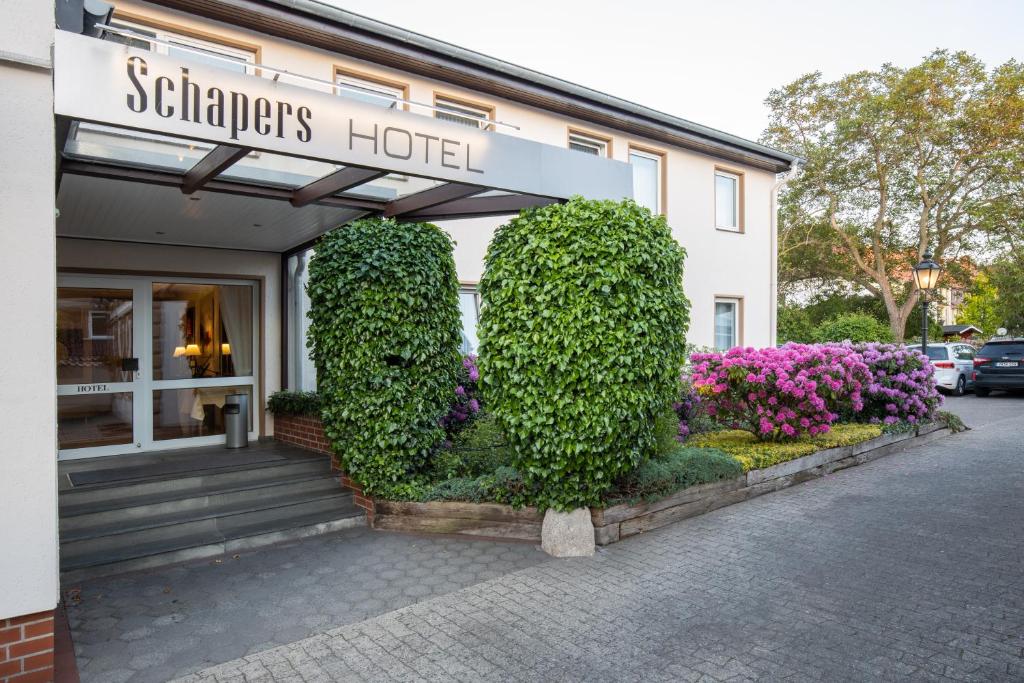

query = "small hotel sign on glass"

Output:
[[53, 31, 632, 201]]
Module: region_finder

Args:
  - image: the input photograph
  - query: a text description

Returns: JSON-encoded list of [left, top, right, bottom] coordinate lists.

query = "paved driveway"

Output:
[[177, 396, 1024, 682], [66, 529, 546, 683]]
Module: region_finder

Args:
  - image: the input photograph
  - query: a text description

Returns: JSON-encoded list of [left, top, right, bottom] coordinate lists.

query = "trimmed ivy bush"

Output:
[[478, 197, 690, 511], [306, 217, 462, 495], [266, 390, 321, 416]]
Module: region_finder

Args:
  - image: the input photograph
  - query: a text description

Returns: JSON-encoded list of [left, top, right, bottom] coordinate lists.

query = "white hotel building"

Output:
[[0, 0, 796, 678]]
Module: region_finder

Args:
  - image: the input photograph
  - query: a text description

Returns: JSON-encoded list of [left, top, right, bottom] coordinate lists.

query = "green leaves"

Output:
[[478, 197, 690, 511], [306, 218, 462, 495]]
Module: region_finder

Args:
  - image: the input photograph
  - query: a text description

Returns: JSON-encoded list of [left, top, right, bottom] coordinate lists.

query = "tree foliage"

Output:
[[812, 312, 894, 343], [957, 272, 1001, 335], [478, 198, 690, 511], [987, 255, 1024, 335], [763, 50, 1024, 340], [306, 218, 461, 495]]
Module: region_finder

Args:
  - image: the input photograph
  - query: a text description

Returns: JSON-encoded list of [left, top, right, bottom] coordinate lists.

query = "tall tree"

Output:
[[763, 51, 1024, 340]]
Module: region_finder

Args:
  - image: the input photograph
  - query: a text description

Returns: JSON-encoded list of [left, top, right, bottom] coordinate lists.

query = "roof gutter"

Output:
[[145, 0, 798, 173]]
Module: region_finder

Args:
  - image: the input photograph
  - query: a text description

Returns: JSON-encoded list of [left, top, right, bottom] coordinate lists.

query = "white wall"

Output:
[[56, 239, 282, 435], [0, 1, 59, 620]]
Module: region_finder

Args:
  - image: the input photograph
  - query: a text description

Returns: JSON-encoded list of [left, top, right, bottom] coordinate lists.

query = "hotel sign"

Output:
[[53, 31, 633, 200]]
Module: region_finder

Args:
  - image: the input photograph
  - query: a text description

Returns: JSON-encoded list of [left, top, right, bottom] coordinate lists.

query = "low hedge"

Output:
[[266, 390, 320, 416], [691, 423, 883, 471], [607, 446, 743, 504]]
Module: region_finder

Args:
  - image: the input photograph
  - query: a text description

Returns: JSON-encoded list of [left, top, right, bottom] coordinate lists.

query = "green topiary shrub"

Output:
[[478, 197, 690, 510], [812, 313, 894, 343], [306, 217, 462, 495], [266, 390, 320, 416]]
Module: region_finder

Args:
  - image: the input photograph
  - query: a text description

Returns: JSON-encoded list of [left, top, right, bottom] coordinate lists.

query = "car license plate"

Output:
[[996, 361, 1019, 367]]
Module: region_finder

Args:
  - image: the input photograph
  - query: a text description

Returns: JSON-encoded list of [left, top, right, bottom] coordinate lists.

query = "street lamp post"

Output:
[[912, 250, 942, 355]]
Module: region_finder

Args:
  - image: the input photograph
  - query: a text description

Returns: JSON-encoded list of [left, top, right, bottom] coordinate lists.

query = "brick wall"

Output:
[[273, 414, 331, 455], [274, 414, 375, 521], [0, 611, 54, 683]]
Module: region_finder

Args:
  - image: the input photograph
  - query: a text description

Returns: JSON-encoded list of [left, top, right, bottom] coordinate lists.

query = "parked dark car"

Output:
[[972, 340, 1024, 396]]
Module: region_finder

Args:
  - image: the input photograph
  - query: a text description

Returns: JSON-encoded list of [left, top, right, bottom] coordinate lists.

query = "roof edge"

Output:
[[147, 0, 798, 172]]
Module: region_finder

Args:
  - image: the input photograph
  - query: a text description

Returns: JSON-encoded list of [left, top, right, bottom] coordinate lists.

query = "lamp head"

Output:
[[913, 250, 942, 291], [185, 344, 201, 357]]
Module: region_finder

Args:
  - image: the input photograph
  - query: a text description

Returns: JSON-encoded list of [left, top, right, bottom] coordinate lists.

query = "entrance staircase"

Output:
[[59, 442, 364, 581]]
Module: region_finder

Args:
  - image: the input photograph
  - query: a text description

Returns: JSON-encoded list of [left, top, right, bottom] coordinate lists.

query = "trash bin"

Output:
[[224, 393, 249, 449]]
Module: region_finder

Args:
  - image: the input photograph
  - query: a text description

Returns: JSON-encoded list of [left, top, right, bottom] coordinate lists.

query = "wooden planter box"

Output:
[[592, 423, 952, 545], [373, 501, 543, 541], [372, 423, 953, 545]]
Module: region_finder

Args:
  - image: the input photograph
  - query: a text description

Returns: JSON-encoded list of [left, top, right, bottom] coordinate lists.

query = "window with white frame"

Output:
[[459, 288, 482, 355], [568, 132, 609, 157], [714, 298, 741, 351], [87, 311, 113, 340], [335, 71, 404, 109], [630, 148, 663, 214], [715, 170, 741, 231], [435, 96, 492, 129]]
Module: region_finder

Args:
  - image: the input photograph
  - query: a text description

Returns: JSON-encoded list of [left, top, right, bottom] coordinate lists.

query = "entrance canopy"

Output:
[[54, 30, 633, 252]]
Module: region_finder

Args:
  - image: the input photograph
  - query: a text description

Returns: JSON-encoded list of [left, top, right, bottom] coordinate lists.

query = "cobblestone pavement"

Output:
[[65, 528, 546, 683], [174, 396, 1024, 682]]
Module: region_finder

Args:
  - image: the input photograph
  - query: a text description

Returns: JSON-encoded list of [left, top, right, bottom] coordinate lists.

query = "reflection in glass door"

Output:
[[150, 281, 255, 442], [57, 274, 259, 459], [57, 281, 144, 457]]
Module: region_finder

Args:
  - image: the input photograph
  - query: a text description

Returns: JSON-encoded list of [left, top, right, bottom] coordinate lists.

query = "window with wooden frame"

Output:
[[108, 13, 258, 73], [334, 66, 408, 110], [84, 13, 261, 158], [434, 94, 495, 130], [628, 145, 666, 215], [714, 167, 744, 232], [567, 129, 612, 157]]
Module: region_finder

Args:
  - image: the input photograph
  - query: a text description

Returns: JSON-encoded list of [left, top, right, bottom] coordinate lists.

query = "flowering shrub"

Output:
[[690, 344, 871, 441], [672, 382, 705, 442], [440, 355, 483, 441], [853, 343, 942, 424]]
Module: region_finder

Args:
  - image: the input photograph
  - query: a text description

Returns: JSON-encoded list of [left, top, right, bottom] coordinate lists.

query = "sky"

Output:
[[319, 0, 1023, 143]]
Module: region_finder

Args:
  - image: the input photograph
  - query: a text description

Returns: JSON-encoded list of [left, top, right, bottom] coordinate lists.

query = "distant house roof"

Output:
[[942, 325, 983, 335]]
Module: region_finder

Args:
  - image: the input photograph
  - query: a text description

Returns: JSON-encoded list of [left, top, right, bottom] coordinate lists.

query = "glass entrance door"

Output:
[[57, 278, 145, 458], [57, 274, 259, 460]]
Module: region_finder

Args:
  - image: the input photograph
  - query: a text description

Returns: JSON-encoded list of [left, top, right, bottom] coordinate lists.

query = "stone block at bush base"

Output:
[[541, 508, 595, 557]]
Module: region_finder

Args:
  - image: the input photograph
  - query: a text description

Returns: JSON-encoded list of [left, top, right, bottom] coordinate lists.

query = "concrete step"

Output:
[[61, 489, 355, 556], [59, 474, 342, 532], [59, 457, 330, 509], [60, 507, 366, 582]]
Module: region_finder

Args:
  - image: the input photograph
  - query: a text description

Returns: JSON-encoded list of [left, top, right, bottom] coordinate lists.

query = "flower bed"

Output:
[[689, 423, 882, 471], [373, 421, 955, 543], [590, 421, 952, 545]]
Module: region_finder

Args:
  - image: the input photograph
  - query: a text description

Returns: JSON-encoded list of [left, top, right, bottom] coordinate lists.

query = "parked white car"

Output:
[[921, 343, 976, 396]]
